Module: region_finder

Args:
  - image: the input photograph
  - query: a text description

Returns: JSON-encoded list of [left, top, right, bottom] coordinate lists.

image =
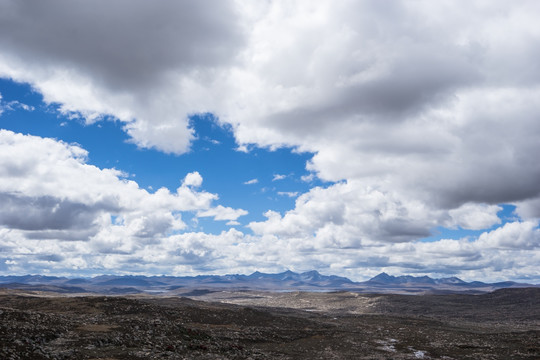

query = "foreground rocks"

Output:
[[1, 288, 539, 359]]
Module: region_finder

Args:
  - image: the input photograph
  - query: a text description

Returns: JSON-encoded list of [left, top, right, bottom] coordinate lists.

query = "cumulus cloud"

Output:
[[182, 171, 203, 188], [3, 0, 540, 205], [249, 181, 436, 245], [1, 1, 540, 279], [447, 203, 502, 230], [231, 1, 540, 272], [0, 130, 243, 248], [477, 221, 540, 250], [0, 193, 105, 231], [2, 1, 537, 209], [197, 205, 248, 221], [0, 0, 244, 154]]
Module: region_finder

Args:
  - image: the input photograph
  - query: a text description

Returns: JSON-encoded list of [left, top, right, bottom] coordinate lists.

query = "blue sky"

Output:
[[0, 78, 328, 234], [1, 1, 540, 282]]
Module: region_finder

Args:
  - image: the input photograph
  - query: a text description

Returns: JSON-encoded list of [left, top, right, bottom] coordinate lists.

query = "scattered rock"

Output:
[[0, 289, 539, 359]]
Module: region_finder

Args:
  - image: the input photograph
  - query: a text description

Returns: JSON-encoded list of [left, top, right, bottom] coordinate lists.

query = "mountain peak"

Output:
[[369, 272, 395, 283], [368, 273, 438, 285], [0, 272, 535, 294], [278, 270, 298, 280]]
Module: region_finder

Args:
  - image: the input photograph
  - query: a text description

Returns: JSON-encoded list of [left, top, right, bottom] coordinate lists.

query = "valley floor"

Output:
[[1, 288, 539, 359]]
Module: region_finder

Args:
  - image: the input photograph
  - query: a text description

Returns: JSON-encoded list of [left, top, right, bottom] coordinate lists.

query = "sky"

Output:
[[0, 0, 540, 282]]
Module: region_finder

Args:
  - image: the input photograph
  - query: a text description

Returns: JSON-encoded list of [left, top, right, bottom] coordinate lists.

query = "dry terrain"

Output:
[[1, 287, 539, 359]]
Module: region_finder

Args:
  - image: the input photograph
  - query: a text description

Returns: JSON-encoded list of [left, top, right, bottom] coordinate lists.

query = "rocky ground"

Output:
[[0, 287, 539, 359]]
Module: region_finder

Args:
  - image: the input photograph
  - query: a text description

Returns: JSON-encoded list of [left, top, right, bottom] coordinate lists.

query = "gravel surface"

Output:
[[1, 288, 539, 359]]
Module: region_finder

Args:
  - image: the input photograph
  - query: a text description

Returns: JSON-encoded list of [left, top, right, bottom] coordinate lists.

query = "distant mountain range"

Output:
[[0, 271, 537, 295]]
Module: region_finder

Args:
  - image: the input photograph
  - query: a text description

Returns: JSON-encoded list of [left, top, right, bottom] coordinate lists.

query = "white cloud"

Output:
[[300, 173, 315, 183], [0, 130, 243, 249], [0, 0, 244, 154], [182, 171, 203, 188], [477, 221, 540, 250], [272, 174, 286, 181], [2, 1, 540, 209], [0, 93, 34, 115], [447, 203, 502, 230], [277, 191, 298, 198], [243, 178, 258, 185], [1, 1, 540, 279], [197, 205, 248, 221], [249, 181, 436, 245]]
